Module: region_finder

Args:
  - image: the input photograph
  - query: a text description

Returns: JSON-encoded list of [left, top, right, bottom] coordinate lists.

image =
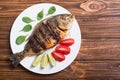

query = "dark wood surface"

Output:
[[1, 0, 120, 79]]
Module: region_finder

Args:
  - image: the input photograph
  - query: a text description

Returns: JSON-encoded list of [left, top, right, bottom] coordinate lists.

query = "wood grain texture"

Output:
[[1, 0, 120, 80]]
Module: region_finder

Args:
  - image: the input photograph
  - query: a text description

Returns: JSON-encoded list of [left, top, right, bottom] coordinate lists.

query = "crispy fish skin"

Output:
[[9, 14, 74, 67]]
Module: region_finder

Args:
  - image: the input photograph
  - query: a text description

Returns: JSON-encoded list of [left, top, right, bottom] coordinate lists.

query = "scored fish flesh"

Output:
[[10, 14, 74, 67]]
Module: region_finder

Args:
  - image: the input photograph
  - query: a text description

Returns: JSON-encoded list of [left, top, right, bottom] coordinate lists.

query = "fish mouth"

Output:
[[70, 14, 75, 19], [65, 14, 75, 23]]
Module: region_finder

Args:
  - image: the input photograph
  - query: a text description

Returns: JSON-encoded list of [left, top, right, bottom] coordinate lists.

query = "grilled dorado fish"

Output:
[[10, 14, 74, 67]]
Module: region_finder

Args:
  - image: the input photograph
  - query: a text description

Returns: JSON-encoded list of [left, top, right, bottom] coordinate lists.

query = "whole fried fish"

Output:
[[10, 14, 74, 67]]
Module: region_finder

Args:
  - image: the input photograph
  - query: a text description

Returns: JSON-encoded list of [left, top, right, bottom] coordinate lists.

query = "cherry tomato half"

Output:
[[52, 51, 65, 62], [55, 46, 70, 55], [60, 38, 74, 46]]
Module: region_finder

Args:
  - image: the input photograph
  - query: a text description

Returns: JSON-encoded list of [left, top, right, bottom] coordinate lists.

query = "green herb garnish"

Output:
[[47, 6, 56, 15], [37, 9, 44, 20], [16, 35, 27, 45], [21, 24, 32, 32], [22, 17, 33, 23]]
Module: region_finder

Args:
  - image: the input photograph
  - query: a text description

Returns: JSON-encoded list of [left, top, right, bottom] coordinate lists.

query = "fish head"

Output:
[[57, 14, 75, 30], [60, 14, 74, 24]]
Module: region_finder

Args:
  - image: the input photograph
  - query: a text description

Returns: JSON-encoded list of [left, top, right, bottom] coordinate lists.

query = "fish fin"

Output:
[[9, 53, 24, 67]]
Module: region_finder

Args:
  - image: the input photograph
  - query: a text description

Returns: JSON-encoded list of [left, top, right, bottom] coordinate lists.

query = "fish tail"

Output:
[[9, 52, 24, 67]]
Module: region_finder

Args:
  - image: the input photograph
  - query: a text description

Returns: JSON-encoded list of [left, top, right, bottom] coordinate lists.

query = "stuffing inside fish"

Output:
[[9, 14, 74, 67]]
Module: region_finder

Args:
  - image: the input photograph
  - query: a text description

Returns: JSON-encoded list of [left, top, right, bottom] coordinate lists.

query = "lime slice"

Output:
[[32, 54, 42, 67], [47, 54, 56, 67], [41, 54, 48, 68]]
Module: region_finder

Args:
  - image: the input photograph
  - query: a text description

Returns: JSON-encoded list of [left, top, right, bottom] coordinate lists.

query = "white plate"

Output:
[[10, 3, 81, 74]]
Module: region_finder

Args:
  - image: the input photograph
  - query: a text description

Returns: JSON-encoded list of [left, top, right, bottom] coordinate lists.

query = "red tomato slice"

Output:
[[60, 38, 74, 46], [55, 46, 70, 55], [52, 51, 65, 62]]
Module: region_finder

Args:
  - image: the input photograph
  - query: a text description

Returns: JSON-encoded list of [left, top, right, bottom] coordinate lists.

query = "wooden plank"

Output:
[[79, 16, 120, 39], [1, 61, 120, 79], [1, 0, 120, 17], [77, 39, 120, 60]]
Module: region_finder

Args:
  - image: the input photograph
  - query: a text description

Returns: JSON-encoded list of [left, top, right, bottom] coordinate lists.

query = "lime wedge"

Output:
[[47, 54, 56, 67], [41, 54, 48, 68], [32, 54, 42, 67]]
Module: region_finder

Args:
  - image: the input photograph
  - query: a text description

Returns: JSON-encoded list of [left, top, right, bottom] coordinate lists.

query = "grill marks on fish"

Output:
[[36, 24, 50, 49], [38, 22, 52, 43], [47, 19, 60, 41], [28, 17, 70, 53], [38, 27, 45, 39], [29, 39, 40, 53], [34, 33, 46, 50]]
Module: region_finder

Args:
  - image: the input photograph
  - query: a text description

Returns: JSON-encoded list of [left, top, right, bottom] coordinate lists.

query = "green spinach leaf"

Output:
[[37, 9, 44, 20], [47, 6, 56, 15], [22, 17, 33, 23], [21, 24, 32, 32], [16, 35, 27, 45]]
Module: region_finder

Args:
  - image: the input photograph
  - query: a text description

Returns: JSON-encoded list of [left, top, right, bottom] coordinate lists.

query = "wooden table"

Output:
[[1, 0, 120, 79]]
